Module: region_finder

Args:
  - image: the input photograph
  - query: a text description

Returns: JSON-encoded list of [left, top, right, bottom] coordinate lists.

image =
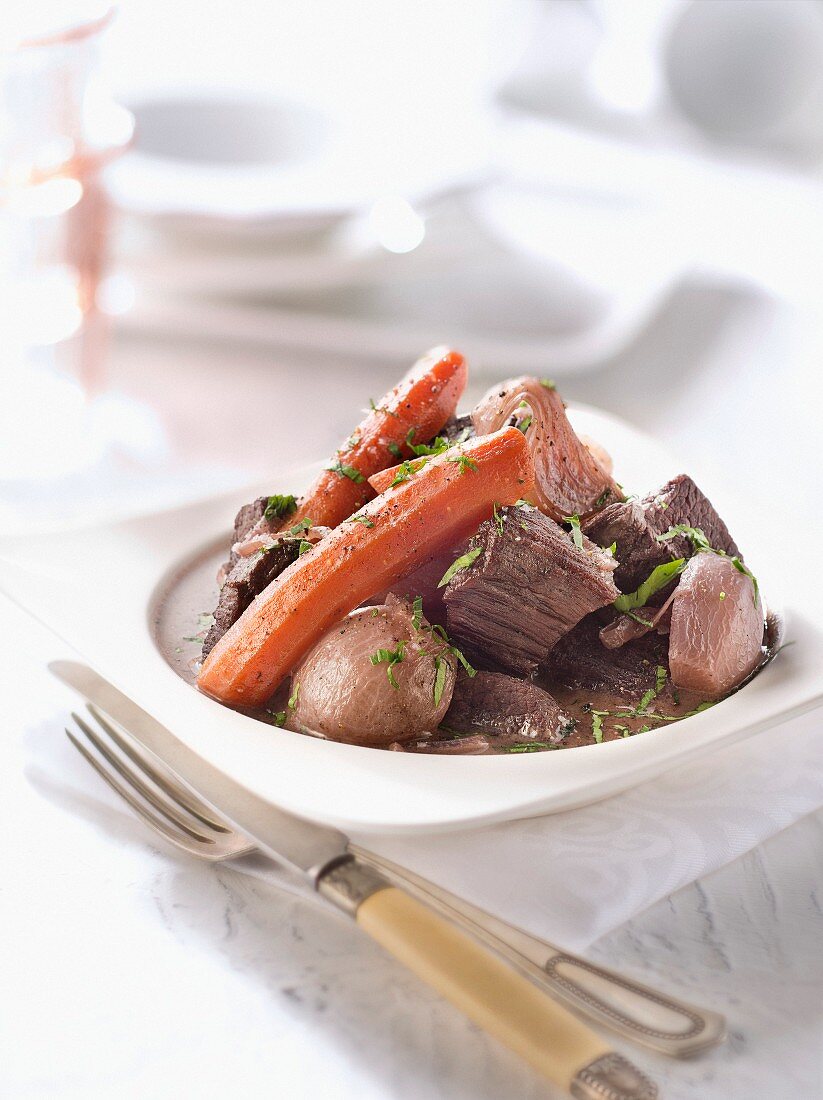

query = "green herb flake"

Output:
[[613, 558, 686, 612], [493, 502, 505, 535], [500, 742, 558, 753], [592, 711, 605, 743], [432, 656, 447, 708], [564, 513, 584, 549], [388, 442, 402, 459], [370, 641, 406, 689], [625, 610, 654, 627], [655, 524, 712, 552], [269, 710, 287, 727], [287, 682, 300, 710], [264, 494, 297, 520], [655, 665, 667, 694], [719, 590, 726, 601], [540, 378, 556, 390], [411, 595, 424, 631], [636, 689, 656, 715], [298, 539, 312, 556], [287, 517, 313, 536], [595, 488, 612, 508], [448, 453, 479, 475], [607, 541, 617, 556], [349, 514, 375, 527], [437, 545, 483, 588], [327, 461, 365, 484]]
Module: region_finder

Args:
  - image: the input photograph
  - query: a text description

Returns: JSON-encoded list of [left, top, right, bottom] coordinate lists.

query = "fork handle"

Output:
[[352, 847, 725, 1057], [319, 862, 657, 1099]]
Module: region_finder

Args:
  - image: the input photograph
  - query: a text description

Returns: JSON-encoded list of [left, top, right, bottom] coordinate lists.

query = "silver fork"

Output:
[[66, 702, 725, 1058]]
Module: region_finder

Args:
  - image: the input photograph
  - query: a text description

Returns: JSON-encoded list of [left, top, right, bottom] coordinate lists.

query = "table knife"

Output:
[[50, 659, 657, 1099]]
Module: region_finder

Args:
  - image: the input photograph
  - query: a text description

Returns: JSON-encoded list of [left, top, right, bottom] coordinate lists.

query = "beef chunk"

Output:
[[443, 506, 619, 677], [445, 671, 573, 745], [203, 539, 300, 656], [582, 474, 740, 593], [545, 614, 668, 699]]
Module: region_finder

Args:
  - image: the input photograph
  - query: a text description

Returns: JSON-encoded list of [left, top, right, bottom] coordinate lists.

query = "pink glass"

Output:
[[0, 4, 134, 489]]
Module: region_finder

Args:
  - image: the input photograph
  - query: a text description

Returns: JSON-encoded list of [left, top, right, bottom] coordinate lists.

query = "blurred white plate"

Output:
[[107, 92, 490, 238], [2, 406, 820, 834]]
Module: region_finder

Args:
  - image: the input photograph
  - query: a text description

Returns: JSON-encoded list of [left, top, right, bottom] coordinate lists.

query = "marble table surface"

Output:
[[3, 282, 822, 1098]]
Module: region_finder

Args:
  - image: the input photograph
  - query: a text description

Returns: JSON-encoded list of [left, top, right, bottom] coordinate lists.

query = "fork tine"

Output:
[[86, 704, 230, 833], [70, 712, 215, 844], [65, 727, 216, 855]]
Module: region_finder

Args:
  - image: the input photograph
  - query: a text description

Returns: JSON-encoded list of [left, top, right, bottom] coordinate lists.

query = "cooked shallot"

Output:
[[471, 376, 621, 521]]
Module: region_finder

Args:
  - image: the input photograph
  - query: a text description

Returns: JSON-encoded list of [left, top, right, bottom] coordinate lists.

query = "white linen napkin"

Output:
[[24, 661, 823, 952]]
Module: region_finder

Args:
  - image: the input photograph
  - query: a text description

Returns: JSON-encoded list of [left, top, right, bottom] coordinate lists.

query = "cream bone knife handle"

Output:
[[318, 860, 658, 1100], [352, 846, 726, 1057]]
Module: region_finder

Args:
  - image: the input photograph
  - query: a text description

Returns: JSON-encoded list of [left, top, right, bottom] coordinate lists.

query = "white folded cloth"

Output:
[[25, 648, 823, 951]]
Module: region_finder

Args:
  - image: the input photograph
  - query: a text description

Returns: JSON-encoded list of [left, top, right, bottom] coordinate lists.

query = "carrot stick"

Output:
[[199, 427, 534, 707], [369, 459, 430, 495], [281, 347, 467, 531]]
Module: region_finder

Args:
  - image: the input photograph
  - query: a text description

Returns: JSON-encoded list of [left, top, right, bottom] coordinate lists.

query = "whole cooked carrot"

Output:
[[199, 427, 534, 707], [280, 347, 467, 531]]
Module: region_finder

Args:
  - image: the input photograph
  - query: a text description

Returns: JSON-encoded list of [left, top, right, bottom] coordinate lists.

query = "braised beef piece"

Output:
[[582, 474, 740, 593], [545, 614, 668, 698], [440, 414, 475, 443], [442, 506, 619, 677], [203, 539, 300, 657], [445, 671, 573, 745]]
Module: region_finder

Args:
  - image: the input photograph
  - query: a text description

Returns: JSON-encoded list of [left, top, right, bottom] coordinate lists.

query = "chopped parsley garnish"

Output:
[[719, 591, 726, 601], [493, 502, 505, 534], [388, 442, 402, 458], [411, 595, 423, 631], [327, 461, 364, 484], [287, 682, 300, 709], [264, 494, 297, 520], [655, 527, 760, 606], [591, 711, 607, 743], [427, 622, 476, 678], [636, 689, 656, 715], [625, 610, 654, 627], [595, 488, 613, 507], [269, 710, 287, 727], [349, 514, 374, 527], [433, 656, 448, 707], [390, 458, 428, 486], [540, 378, 556, 390], [517, 415, 533, 434], [448, 454, 479, 475], [437, 545, 483, 588], [564, 513, 584, 549], [287, 517, 313, 536], [655, 665, 668, 694], [370, 641, 406, 689], [298, 539, 312, 556], [499, 742, 558, 753], [406, 428, 451, 457], [656, 524, 713, 552], [607, 542, 617, 556], [613, 558, 686, 612], [347, 432, 361, 449]]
